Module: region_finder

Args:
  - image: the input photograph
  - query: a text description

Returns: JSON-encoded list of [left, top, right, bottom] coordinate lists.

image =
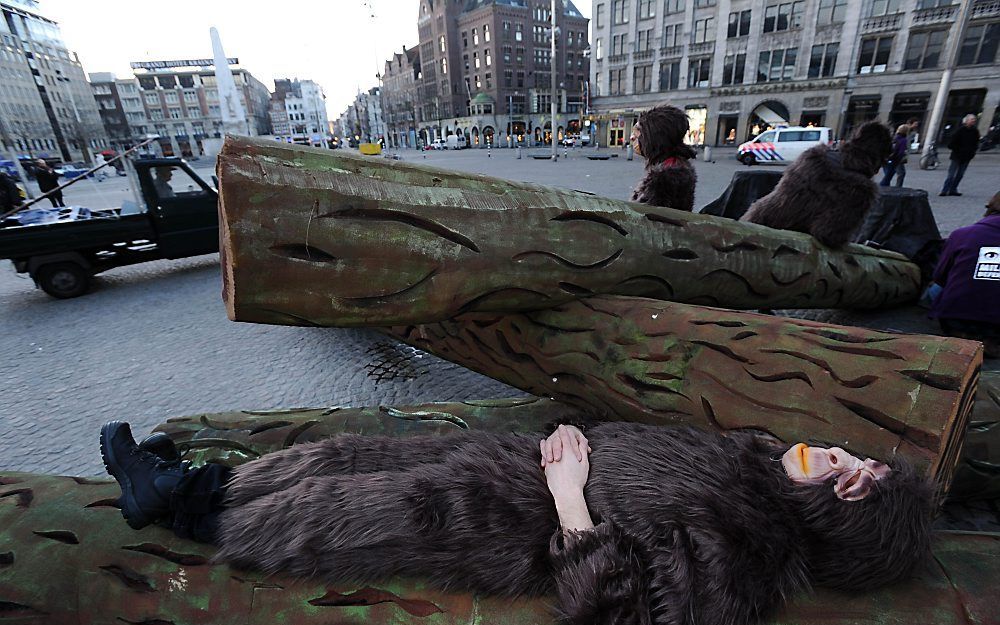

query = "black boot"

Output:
[[137, 432, 180, 462], [100, 421, 186, 530]]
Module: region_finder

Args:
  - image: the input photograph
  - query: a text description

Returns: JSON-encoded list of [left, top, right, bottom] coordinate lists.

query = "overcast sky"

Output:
[[42, 0, 591, 118]]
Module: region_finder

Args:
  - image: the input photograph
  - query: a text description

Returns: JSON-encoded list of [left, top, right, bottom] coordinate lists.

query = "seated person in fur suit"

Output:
[[741, 121, 893, 247], [630, 105, 698, 212], [101, 419, 932, 625]]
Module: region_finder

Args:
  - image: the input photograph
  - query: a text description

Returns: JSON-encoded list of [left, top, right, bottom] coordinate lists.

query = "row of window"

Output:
[[604, 22, 998, 95]]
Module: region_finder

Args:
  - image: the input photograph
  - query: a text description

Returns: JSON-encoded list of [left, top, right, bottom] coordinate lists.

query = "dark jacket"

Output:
[[930, 214, 1000, 325], [631, 157, 697, 212], [0, 172, 22, 213], [889, 133, 908, 164], [947, 125, 980, 162], [213, 424, 931, 625], [35, 167, 60, 193]]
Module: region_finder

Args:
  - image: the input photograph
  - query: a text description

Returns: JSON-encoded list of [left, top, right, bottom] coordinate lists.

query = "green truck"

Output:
[[0, 157, 218, 298]]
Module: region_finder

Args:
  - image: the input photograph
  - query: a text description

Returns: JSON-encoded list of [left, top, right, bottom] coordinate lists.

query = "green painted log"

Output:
[[386, 296, 982, 491], [217, 137, 921, 328], [950, 371, 1000, 502]]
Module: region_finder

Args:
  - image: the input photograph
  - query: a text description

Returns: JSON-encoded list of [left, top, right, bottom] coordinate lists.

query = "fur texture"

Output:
[[213, 424, 932, 625], [741, 121, 893, 247], [631, 105, 698, 212]]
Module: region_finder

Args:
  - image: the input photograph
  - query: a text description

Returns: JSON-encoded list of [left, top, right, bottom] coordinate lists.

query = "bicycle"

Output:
[[919, 141, 939, 170]]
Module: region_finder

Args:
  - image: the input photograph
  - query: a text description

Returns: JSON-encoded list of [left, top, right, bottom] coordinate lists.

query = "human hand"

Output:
[[540, 424, 591, 467]]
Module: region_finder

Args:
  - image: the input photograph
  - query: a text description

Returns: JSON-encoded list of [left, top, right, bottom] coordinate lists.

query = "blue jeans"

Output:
[[879, 162, 897, 187], [941, 159, 970, 194]]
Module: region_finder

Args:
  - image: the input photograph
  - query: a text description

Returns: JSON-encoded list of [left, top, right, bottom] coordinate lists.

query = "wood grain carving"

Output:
[[388, 296, 982, 490], [217, 137, 922, 327]]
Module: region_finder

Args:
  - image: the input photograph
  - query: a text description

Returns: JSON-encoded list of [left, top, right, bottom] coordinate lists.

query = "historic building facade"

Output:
[[269, 78, 330, 147], [382, 47, 422, 149], [128, 58, 271, 158], [412, 0, 591, 147], [590, 0, 1000, 147], [1, 0, 107, 162]]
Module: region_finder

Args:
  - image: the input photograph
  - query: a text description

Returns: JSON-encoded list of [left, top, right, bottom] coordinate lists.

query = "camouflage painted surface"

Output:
[[388, 296, 982, 490], [950, 372, 1000, 502], [2, 477, 998, 625], [152, 397, 575, 468], [217, 137, 921, 328]]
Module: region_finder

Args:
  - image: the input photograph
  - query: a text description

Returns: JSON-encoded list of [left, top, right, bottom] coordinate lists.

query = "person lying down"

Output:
[[100, 420, 932, 625]]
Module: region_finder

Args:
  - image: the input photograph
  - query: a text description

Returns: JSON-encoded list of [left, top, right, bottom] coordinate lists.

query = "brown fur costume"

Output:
[[631, 105, 698, 212], [214, 424, 932, 625], [741, 121, 893, 247]]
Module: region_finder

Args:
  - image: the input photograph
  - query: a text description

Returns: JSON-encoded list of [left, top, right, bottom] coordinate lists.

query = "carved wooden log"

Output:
[[387, 296, 982, 490], [949, 371, 1000, 502], [218, 136, 921, 327], [3, 477, 999, 623]]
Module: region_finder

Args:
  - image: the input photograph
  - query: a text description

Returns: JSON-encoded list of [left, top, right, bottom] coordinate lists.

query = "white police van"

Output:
[[738, 127, 831, 165]]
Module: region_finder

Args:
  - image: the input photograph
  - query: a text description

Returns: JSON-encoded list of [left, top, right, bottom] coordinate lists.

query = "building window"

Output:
[[169, 107, 182, 119], [763, 2, 803, 33], [484, 24, 490, 42], [517, 70, 525, 87], [728, 10, 751, 38], [692, 17, 715, 43], [695, 0, 715, 6], [866, 0, 902, 17], [164, 91, 179, 103], [857, 36, 893, 73], [904, 29, 946, 70], [596, 38, 603, 59], [658, 60, 680, 90], [957, 23, 1000, 66], [502, 21, 511, 40], [473, 28, 479, 45], [637, 29, 653, 51], [463, 31, 469, 47], [633, 64, 653, 93], [757, 48, 797, 82], [808, 42, 839, 77], [441, 58, 448, 74], [722, 52, 746, 84], [638, 0, 655, 19], [612, 33, 629, 55], [663, 24, 683, 47], [515, 24, 523, 41], [917, 0, 955, 8], [596, 3, 605, 28], [613, 0, 630, 24], [475, 74, 481, 88], [609, 68, 626, 94], [504, 68, 513, 87], [665, 0, 684, 13], [183, 90, 197, 103], [816, 0, 847, 25], [503, 45, 512, 62], [485, 72, 492, 88], [687, 57, 711, 88], [439, 35, 446, 52], [486, 49, 492, 66], [474, 52, 480, 68], [517, 46, 525, 62]]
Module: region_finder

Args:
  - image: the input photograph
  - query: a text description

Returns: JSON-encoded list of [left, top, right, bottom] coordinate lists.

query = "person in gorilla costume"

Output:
[[741, 121, 893, 247], [630, 104, 699, 212], [101, 419, 932, 625]]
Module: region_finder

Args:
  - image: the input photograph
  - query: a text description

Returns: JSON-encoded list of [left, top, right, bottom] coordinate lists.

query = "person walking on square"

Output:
[[34, 160, 64, 207], [880, 125, 910, 187], [940, 114, 980, 197]]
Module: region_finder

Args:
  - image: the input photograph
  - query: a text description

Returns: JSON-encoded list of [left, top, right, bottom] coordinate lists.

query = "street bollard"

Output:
[[517, 146, 522, 159], [703, 146, 713, 162], [627, 144, 634, 161]]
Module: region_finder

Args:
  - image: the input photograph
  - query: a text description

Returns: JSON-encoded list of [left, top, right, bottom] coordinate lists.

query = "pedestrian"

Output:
[[34, 159, 64, 207], [940, 114, 980, 197], [928, 191, 1000, 357], [0, 170, 24, 215], [95, 153, 109, 182], [880, 124, 910, 187]]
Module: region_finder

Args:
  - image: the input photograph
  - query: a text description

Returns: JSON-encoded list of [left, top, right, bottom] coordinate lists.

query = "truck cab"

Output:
[[0, 157, 219, 298]]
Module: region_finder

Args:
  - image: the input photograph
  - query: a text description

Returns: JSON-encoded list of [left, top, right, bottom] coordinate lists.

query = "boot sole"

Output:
[[100, 421, 152, 530]]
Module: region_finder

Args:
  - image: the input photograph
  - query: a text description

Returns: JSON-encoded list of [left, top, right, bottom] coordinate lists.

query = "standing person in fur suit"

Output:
[[630, 105, 698, 212], [101, 419, 932, 625], [741, 121, 893, 247]]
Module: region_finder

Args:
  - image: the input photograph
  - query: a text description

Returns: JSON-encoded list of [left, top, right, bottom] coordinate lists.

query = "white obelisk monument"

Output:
[[202, 27, 251, 162]]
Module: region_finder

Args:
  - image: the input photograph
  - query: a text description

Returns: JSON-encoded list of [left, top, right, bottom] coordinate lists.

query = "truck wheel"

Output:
[[37, 262, 89, 299]]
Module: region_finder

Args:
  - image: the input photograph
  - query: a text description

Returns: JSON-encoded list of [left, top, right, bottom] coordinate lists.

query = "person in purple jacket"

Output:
[[930, 191, 1000, 357], [880, 124, 910, 187]]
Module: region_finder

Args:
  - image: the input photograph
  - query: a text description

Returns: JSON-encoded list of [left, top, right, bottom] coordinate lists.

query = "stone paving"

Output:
[[1, 147, 997, 531]]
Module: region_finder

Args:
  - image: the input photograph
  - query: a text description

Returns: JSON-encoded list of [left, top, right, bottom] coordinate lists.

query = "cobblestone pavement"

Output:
[[2, 148, 997, 531]]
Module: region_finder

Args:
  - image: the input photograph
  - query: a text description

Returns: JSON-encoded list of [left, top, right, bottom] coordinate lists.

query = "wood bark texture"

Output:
[[388, 295, 982, 490], [949, 371, 1000, 501], [218, 137, 921, 327]]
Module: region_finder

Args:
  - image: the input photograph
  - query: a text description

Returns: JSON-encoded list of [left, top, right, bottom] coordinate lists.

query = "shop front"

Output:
[[843, 95, 881, 138], [746, 100, 791, 140], [685, 106, 708, 145]]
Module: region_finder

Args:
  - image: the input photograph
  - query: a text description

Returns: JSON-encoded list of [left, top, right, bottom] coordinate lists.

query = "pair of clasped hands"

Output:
[[539, 425, 596, 533]]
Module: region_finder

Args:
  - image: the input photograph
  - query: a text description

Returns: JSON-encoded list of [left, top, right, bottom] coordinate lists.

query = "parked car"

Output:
[[738, 126, 832, 166], [578, 133, 592, 147], [54, 163, 92, 179], [560, 136, 577, 147], [430, 139, 446, 150], [446, 135, 467, 150]]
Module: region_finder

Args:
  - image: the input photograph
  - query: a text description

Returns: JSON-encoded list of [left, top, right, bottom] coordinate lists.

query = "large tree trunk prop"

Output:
[[950, 371, 1000, 501], [152, 397, 570, 467], [2, 479, 998, 624], [387, 296, 981, 489], [217, 137, 921, 328]]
